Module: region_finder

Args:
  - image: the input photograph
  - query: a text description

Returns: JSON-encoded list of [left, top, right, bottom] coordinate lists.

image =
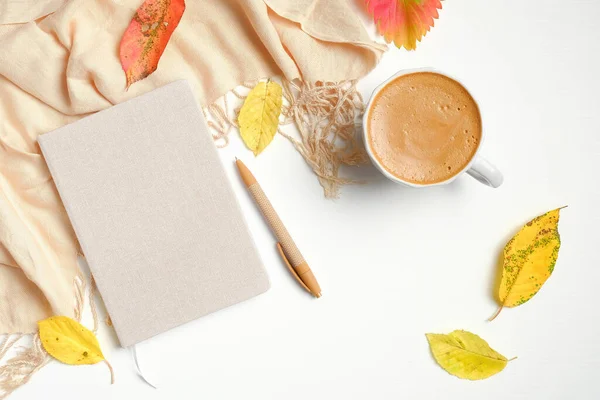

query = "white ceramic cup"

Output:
[[362, 68, 503, 188]]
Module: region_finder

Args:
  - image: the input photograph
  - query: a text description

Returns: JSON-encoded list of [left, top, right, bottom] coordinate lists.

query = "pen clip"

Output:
[[276, 242, 310, 293]]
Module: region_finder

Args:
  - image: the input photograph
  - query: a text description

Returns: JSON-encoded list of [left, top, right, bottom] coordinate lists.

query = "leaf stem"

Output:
[[508, 356, 518, 362], [487, 305, 503, 322], [104, 359, 115, 384]]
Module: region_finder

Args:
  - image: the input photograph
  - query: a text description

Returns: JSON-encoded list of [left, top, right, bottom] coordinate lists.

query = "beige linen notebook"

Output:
[[39, 81, 270, 347]]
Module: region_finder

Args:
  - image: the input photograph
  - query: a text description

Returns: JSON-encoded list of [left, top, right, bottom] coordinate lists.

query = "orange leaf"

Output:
[[119, 0, 186, 88]]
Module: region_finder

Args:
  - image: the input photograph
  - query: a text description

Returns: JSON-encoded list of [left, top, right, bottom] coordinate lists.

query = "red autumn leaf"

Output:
[[119, 0, 186, 88]]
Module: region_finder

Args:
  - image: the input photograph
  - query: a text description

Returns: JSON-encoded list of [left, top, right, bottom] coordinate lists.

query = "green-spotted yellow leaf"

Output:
[[489, 207, 565, 320]]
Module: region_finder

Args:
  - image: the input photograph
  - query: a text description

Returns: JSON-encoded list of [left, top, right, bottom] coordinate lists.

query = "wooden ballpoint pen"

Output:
[[235, 158, 322, 298]]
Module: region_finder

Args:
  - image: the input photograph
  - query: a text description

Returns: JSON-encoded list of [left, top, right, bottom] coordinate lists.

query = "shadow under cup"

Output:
[[362, 69, 503, 189]]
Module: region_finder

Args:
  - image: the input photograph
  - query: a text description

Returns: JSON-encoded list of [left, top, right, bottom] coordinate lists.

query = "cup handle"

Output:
[[466, 156, 503, 188]]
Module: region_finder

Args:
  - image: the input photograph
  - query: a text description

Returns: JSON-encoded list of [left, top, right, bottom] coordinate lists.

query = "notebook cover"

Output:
[[38, 81, 270, 347]]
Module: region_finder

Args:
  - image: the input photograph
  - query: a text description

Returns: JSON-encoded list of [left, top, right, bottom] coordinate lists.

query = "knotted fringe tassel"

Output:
[[203, 78, 368, 198], [203, 80, 257, 148], [0, 334, 46, 400], [279, 79, 368, 198], [0, 266, 98, 399]]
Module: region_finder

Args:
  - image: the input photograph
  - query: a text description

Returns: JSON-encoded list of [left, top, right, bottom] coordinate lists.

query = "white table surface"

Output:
[[11, 1, 600, 399]]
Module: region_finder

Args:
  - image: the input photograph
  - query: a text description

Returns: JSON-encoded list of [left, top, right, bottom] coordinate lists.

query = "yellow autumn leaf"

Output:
[[426, 330, 514, 380], [38, 316, 114, 384], [238, 80, 282, 155], [489, 207, 565, 321]]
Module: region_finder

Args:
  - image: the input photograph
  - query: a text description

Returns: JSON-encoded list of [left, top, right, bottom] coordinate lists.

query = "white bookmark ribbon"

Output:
[[131, 345, 158, 389]]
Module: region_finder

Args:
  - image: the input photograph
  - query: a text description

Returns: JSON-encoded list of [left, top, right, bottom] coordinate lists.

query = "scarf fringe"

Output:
[[0, 265, 98, 399], [279, 79, 367, 198]]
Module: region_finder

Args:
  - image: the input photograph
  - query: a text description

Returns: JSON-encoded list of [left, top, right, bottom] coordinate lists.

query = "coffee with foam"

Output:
[[367, 72, 482, 185]]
